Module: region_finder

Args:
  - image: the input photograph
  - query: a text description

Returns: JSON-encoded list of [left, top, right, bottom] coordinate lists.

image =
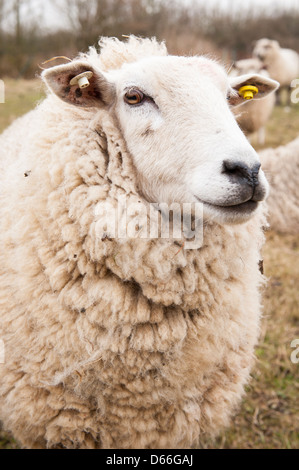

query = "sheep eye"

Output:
[[124, 89, 144, 105]]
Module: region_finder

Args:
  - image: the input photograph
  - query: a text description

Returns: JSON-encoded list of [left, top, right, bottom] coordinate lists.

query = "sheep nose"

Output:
[[223, 160, 261, 186]]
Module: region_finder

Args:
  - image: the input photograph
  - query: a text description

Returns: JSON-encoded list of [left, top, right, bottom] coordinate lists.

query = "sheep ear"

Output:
[[42, 61, 115, 108], [228, 73, 279, 107], [271, 40, 279, 47]]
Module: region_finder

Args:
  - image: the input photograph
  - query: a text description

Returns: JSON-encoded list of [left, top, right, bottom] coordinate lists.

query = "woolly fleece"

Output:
[[260, 136, 299, 234], [0, 37, 266, 449]]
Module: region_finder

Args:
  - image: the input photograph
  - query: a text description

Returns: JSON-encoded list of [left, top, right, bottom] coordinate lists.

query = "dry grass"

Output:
[[0, 80, 298, 449], [202, 231, 299, 449], [249, 104, 299, 151], [0, 78, 45, 134]]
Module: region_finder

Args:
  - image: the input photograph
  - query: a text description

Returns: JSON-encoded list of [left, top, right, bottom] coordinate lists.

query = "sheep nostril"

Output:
[[223, 160, 261, 184]]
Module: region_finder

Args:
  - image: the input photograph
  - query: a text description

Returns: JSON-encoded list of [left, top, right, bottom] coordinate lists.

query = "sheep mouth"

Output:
[[204, 200, 258, 213], [195, 198, 260, 224], [195, 196, 259, 215]]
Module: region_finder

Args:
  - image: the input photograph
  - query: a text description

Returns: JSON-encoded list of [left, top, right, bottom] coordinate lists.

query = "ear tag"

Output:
[[238, 85, 259, 100], [70, 71, 93, 89]]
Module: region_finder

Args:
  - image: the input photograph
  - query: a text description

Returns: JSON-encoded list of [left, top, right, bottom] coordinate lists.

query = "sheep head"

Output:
[[42, 51, 278, 225], [253, 38, 281, 63]]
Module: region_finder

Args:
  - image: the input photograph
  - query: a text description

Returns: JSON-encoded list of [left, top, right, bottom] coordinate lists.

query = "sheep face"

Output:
[[253, 39, 280, 63], [43, 54, 278, 225]]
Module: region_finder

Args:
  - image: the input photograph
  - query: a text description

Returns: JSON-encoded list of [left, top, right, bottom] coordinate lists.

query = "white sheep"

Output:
[[253, 38, 299, 105], [260, 136, 299, 234], [0, 36, 278, 449], [230, 58, 276, 145]]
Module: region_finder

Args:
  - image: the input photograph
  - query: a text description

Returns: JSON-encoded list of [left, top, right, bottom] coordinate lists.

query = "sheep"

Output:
[[260, 136, 299, 234], [0, 36, 278, 449], [253, 38, 299, 105], [230, 58, 276, 145]]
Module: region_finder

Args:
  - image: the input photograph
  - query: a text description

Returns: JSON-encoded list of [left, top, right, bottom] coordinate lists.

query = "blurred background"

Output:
[[0, 0, 298, 450], [1, 0, 299, 78]]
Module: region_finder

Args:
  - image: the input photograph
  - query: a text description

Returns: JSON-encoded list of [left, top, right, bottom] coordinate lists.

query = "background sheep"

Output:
[[253, 38, 299, 105], [260, 136, 299, 234], [0, 36, 278, 449], [230, 58, 276, 145]]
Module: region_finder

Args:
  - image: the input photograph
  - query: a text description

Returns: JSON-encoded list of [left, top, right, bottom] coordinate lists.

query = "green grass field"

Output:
[[0, 79, 45, 134], [0, 80, 298, 449]]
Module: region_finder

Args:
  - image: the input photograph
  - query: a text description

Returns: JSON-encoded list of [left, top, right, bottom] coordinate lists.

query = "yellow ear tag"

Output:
[[238, 85, 259, 100]]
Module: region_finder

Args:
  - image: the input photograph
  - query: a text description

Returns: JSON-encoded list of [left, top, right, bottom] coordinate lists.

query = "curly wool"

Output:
[[75, 35, 168, 75], [260, 136, 299, 234], [0, 38, 266, 449]]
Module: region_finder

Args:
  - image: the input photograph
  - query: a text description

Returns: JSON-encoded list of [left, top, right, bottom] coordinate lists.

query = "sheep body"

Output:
[[0, 37, 268, 449], [253, 39, 299, 105], [253, 39, 299, 87], [260, 136, 299, 234]]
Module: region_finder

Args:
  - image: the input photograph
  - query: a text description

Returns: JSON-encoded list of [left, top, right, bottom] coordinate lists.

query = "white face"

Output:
[[44, 53, 278, 225], [253, 39, 278, 62], [111, 56, 269, 224]]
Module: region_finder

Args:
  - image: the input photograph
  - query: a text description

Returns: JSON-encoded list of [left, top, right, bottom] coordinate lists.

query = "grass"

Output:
[[0, 78, 45, 134], [0, 80, 298, 449], [202, 231, 299, 449], [250, 104, 299, 151]]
